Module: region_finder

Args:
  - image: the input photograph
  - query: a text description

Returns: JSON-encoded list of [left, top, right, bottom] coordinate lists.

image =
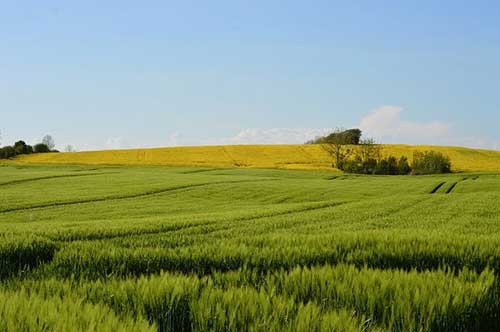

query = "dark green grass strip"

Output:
[[430, 182, 446, 194]]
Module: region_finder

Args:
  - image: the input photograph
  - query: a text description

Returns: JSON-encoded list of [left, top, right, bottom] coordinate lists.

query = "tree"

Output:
[[412, 151, 451, 175], [312, 128, 362, 145], [33, 143, 50, 153], [356, 138, 382, 162], [64, 145, 75, 152], [322, 128, 354, 169], [0, 146, 16, 159], [324, 128, 362, 145], [42, 135, 55, 151], [397, 156, 411, 175], [14, 140, 33, 155]]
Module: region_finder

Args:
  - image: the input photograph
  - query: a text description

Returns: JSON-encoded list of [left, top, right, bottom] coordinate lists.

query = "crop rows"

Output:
[[1, 164, 500, 331], [4, 264, 498, 332]]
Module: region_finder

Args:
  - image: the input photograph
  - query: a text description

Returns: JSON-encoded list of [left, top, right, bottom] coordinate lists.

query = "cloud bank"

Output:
[[71, 106, 497, 151], [358, 106, 451, 145], [215, 128, 335, 145], [215, 106, 497, 150]]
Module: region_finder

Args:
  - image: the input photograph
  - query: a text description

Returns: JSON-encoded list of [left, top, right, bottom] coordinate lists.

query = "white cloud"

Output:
[[104, 137, 129, 149], [58, 106, 499, 151], [215, 128, 336, 145], [213, 106, 455, 147], [359, 106, 451, 145]]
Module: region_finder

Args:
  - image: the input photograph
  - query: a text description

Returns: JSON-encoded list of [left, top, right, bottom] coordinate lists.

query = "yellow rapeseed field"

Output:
[[6, 144, 500, 172]]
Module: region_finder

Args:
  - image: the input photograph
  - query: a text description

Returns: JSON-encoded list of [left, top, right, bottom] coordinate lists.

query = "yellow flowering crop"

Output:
[[6, 144, 500, 172]]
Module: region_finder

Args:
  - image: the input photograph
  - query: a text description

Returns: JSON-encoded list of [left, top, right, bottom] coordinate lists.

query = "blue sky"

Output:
[[1, 1, 499, 150]]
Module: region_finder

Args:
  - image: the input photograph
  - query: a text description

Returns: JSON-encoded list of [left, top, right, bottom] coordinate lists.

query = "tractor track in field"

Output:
[[0, 179, 280, 214], [179, 168, 221, 174], [56, 200, 353, 242], [0, 172, 119, 188], [72, 196, 432, 243], [53, 220, 214, 242], [137, 201, 352, 241], [190, 202, 354, 237], [430, 176, 476, 195], [430, 182, 446, 194], [445, 182, 459, 194], [169, 196, 435, 239]]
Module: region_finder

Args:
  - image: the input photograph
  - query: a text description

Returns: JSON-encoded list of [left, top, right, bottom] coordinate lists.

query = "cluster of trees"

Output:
[[0, 134, 58, 159], [342, 155, 412, 175], [411, 151, 452, 175], [310, 128, 452, 175], [342, 151, 451, 175], [306, 128, 362, 145]]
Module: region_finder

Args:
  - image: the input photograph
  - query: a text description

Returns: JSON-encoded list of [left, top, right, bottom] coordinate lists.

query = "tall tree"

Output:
[[322, 128, 353, 169], [42, 135, 55, 151], [64, 145, 75, 152], [356, 138, 382, 162]]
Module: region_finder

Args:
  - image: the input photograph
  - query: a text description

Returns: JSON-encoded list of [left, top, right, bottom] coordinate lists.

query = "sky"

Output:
[[1, 1, 500, 151]]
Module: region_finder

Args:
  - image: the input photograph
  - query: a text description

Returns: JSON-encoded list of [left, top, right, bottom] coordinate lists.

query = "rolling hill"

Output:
[[7, 144, 500, 172]]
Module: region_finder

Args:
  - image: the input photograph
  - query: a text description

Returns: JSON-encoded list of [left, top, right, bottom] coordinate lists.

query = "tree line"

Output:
[[308, 128, 451, 175], [0, 134, 58, 159]]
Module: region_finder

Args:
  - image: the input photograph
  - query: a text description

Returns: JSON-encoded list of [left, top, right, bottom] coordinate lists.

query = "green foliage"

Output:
[[0, 290, 153, 331], [0, 146, 16, 159], [397, 156, 411, 175], [322, 128, 362, 145], [376, 156, 397, 175], [14, 140, 33, 155], [0, 139, 48, 159], [33, 143, 50, 153], [308, 129, 362, 145], [330, 139, 411, 175], [342, 155, 407, 175], [314, 129, 363, 168], [269, 265, 497, 332], [412, 151, 452, 175], [0, 235, 57, 279]]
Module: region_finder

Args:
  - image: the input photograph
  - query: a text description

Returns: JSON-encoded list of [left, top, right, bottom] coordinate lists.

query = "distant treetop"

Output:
[[306, 128, 362, 145]]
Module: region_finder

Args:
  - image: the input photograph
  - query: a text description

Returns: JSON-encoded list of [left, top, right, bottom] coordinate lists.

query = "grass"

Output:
[[1, 163, 500, 331], [6, 143, 500, 172]]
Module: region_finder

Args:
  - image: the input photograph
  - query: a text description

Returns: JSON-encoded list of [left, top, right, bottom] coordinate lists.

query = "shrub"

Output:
[[33, 143, 51, 153], [0, 146, 16, 159], [412, 151, 451, 175], [342, 156, 410, 175], [341, 157, 363, 174], [397, 156, 411, 175], [375, 156, 398, 175], [14, 140, 33, 155]]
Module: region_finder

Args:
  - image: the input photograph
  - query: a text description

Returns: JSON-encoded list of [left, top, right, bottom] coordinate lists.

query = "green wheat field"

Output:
[[1, 163, 500, 331]]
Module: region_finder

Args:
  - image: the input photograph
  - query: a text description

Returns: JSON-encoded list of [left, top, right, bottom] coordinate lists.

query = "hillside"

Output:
[[8, 144, 500, 172]]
